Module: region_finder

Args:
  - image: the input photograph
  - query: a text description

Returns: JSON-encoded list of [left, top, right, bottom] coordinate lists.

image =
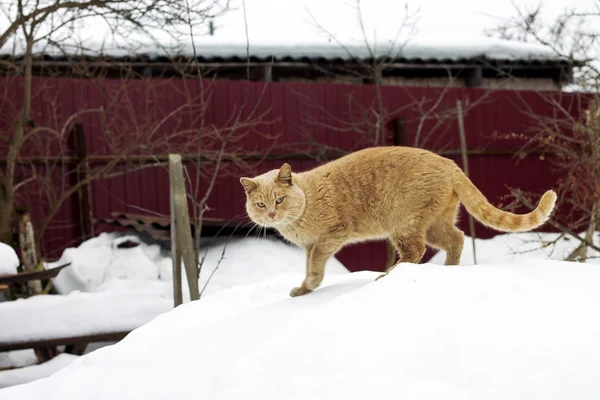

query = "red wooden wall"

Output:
[[0, 76, 586, 272]]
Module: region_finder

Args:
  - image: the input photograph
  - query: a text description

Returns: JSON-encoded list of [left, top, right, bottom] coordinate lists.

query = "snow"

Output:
[[0, 289, 173, 344], [1, 257, 599, 399], [0, 232, 347, 390], [49, 233, 171, 294], [0, 355, 78, 389], [0, 35, 564, 63], [429, 231, 600, 265], [0, 232, 348, 345], [0, 243, 19, 276], [50, 233, 348, 296], [0, 351, 37, 371]]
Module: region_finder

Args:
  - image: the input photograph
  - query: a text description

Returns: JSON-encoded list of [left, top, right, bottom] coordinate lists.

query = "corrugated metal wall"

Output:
[[0, 77, 585, 272]]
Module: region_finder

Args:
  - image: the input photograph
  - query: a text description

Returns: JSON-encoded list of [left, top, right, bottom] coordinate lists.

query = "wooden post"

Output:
[[465, 67, 483, 88], [385, 117, 408, 270], [393, 117, 407, 147], [262, 65, 273, 82], [18, 210, 42, 295], [456, 100, 478, 265], [169, 154, 200, 306], [73, 124, 93, 240], [170, 183, 183, 307]]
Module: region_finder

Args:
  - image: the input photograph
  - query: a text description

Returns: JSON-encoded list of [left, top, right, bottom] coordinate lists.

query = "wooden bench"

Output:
[[1, 261, 171, 364], [0, 332, 131, 362]]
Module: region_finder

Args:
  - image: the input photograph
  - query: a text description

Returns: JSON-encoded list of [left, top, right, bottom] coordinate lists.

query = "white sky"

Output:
[[1, 0, 597, 56], [197, 0, 597, 45]]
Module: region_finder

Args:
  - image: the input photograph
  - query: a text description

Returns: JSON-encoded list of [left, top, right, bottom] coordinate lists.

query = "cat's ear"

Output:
[[276, 163, 292, 186], [240, 177, 258, 193]]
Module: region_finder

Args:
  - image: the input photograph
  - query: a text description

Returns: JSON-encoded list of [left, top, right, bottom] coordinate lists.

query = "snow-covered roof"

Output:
[[2, 36, 572, 66], [164, 38, 566, 64]]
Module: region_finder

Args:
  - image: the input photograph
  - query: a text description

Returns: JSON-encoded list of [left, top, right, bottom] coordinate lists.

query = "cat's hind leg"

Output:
[[425, 197, 464, 265], [376, 231, 426, 280]]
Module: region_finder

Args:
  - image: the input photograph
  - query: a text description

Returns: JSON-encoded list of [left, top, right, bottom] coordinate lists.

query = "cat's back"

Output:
[[293, 146, 458, 236], [295, 146, 458, 215], [305, 146, 455, 181]]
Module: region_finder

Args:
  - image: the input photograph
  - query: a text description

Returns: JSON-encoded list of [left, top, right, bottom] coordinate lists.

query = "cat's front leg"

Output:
[[290, 245, 313, 297], [290, 238, 344, 297]]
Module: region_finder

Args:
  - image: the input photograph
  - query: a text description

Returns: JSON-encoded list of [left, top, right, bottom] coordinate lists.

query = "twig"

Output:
[[199, 225, 239, 297], [12, 164, 36, 193]]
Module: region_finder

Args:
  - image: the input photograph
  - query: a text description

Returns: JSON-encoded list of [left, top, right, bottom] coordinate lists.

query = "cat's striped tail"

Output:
[[452, 170, 557, 233]]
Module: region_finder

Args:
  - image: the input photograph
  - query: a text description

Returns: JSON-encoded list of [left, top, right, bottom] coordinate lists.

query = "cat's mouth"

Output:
[[260, 218, 282, 227], [259, 215, 294, 227]]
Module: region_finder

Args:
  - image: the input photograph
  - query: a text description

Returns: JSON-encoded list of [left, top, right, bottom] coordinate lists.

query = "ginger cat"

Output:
[[240, 146, 556, 297]]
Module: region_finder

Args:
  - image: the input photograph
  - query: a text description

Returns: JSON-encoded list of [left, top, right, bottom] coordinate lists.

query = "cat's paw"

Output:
[[290, 286, 312, 297], [375, 273, 388, 281]]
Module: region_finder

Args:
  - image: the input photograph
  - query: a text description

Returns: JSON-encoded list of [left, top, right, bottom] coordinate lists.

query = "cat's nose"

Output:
[[268, 212, 275, 219]]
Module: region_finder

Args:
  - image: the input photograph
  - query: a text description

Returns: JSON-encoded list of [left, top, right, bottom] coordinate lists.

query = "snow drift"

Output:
[[0, 233, 348, 388], [2, 258, 599, 399], [0, 243, 19, 276], [49, 232, 348, 296]]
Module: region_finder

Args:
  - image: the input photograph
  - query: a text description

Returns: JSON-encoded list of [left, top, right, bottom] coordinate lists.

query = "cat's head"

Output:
[[240, 163, 306, 228]]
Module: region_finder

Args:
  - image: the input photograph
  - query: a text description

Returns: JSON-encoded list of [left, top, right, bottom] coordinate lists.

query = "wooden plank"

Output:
[[0, 331, 130, 352], [0, 263, 71, 285]]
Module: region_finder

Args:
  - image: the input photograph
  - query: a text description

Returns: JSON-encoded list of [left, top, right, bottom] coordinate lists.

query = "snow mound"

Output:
[[50, 233, 348, 296], [0, 354, 78, 389], [0, 243, 19, 276], [2, 260, 600, 399], [50, 232, 168, 293], [0, 234, 349, 344]]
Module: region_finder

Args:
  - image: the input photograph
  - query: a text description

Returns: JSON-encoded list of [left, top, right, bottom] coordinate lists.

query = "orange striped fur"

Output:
[[241, 146, 556, 297]]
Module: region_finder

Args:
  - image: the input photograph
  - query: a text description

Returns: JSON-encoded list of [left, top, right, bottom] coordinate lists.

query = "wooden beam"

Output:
[[64, 342, 88, 355], [73, 124, 94, 241], [0, 331, 130, 352], [393, 117, 407, 146], [0, 263, 70, 285], [6, 59, 574, 71], [465, 67, 483, 88], [0, 148, 544, 167]]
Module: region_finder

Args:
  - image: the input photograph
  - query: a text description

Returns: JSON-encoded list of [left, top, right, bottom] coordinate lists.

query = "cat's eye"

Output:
[[275, 196, 285, 204], [256, 202, 266, 208]]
